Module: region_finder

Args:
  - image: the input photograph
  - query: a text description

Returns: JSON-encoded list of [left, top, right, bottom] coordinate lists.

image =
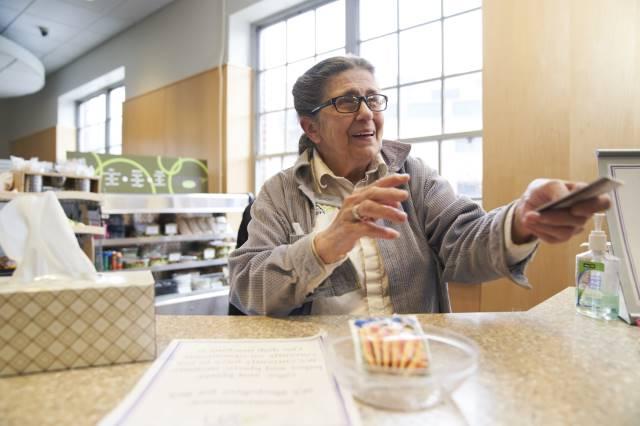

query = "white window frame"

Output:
[[253, 0, 482, 200], [76, 85, 125, 154]]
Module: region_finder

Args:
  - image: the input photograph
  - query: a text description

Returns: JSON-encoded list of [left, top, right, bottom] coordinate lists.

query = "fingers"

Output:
[[372, 173, 410, 188], [524, 210, 588, 228], [522, 179, 572, 209], [522, 221, 584, 243], [570, 194, 611, 217], [522, 210, 585, 243], [354, 220, 401, 240], [518, 178, 613, 245], [355, 200, 408, 223], [349, 174, 410, 209]]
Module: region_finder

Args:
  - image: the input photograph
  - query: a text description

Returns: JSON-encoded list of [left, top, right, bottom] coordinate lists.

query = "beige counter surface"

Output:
[[1, 288, 639, 426]]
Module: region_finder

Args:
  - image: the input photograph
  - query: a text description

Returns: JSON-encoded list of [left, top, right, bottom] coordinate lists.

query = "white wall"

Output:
[[1, 0, 306, 154], [2, 0, 227, 146]]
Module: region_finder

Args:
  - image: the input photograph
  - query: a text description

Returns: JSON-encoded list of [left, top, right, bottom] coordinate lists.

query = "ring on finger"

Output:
[[351, 204, 365, 222]]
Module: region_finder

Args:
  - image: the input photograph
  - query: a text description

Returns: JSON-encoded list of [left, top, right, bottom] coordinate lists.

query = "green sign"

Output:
[[68, 152, 208, 194]]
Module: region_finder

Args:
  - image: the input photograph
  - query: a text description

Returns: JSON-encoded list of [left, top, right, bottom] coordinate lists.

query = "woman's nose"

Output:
[[355, 99, 374, 119]]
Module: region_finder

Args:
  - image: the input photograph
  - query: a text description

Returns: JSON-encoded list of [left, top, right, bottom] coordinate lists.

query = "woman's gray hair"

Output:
[[292, 55, 375, 154]]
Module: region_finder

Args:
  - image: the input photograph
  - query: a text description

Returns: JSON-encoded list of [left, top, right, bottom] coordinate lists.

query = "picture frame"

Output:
[[597, 149, 640, 325]]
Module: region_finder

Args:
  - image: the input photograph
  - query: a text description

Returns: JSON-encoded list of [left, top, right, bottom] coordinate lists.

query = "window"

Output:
[[255, 0, 346, 188], [77, 85, 125, 155], [255, 0, 482, 200]]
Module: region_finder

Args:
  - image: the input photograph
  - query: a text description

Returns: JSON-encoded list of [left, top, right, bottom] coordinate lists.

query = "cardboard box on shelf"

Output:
[[0, 271, 155, 377]]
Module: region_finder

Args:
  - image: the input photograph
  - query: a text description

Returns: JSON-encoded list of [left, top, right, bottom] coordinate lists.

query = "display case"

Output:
[[97, 193, 251, 315]]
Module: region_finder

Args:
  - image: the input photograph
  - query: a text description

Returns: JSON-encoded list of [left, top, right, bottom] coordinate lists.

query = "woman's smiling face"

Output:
[[301, 68, 385, 182]]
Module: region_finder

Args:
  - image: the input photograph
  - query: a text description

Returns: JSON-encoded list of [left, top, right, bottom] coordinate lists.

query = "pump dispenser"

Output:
[[575, 213, 620, 320], [588, 214, 607, 252]]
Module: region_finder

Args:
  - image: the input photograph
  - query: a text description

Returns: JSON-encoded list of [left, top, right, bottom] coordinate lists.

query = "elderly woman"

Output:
[[229, 56, 609, 316]]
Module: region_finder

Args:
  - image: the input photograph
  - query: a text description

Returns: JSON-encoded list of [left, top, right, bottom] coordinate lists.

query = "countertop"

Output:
[[1, 288, 639, 426]]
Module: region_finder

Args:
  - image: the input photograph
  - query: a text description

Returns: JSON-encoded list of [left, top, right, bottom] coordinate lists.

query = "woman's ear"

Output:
[[300, 116, 321, 144]]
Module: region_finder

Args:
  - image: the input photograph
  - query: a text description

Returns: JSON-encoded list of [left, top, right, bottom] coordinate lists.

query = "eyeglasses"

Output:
[[309, 94, 388, 115]]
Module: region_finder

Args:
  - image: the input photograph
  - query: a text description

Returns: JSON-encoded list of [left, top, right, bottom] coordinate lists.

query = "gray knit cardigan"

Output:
[[229, 140, 532, 315]]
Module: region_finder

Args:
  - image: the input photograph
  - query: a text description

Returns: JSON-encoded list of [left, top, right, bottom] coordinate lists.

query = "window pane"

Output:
[[409, 141, 439, 173], [399, 22, 441, 84], [260, 67, 286, 112], [78, 128, 87, 151], [443, 0, 481, 16], [110, 145, 122, 155], [109, 117, 122, 152], [444, 10, 482, 75], [82, 123, 105, 152], [91, 124, 106, 152], [85, 94, 106, 126], [287, 11, 315, 62], [380, 87, 398, 140], [286, 109, 302, 153], [256, 157, 283, 190], [78, 102, 88, 127], [259, 111, 286, 155], [286, 58, 314, 108], [360, 34, 397, 89], [259, 22, 286, 69], [399, 80, 441, 138], [316, 0, 345, 54], [441, 137, 482, 198], [444, 72, 482, 133], [359, 0, 397, 40], [316, 48, 345, 63], [109, 86, 125, 118], [399, 0, 440, 29]]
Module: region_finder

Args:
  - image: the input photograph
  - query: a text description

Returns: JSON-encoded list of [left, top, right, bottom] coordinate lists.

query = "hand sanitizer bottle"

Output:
[[575, 213, 620, 320]]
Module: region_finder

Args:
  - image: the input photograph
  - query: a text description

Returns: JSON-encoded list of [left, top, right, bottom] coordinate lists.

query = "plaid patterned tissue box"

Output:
[[0, 271, 156, 377]]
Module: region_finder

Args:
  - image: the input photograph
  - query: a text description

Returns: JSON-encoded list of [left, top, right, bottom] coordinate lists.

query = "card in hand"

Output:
[[535, 177, 623, 213]]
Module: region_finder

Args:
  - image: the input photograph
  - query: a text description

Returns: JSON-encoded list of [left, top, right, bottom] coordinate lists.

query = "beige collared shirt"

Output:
[[309, 150, 393, 315]]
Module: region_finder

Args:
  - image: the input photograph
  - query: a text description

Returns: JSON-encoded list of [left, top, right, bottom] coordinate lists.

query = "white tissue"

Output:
[[0, 192, 96, 283]]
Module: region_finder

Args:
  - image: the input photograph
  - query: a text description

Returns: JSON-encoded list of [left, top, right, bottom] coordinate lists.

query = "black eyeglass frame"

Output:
[[309, 94, 388, 115]]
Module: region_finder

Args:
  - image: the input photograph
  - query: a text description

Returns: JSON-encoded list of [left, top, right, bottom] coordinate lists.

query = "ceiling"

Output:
[[0, 0, 174, 75]]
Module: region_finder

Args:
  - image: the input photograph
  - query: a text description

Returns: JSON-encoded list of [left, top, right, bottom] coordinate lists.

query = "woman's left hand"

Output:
[[512, 179, 611, 244]]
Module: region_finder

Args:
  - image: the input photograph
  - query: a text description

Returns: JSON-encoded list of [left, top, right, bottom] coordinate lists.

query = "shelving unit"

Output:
[[100, 233, 228, 247], [12, 171, 100, 193], [99, 193, 251, 314], [71, 224, 105, 235], [148, 258, 228, 273], [0, 190, 104, 262], [0, 191, 103, 202]]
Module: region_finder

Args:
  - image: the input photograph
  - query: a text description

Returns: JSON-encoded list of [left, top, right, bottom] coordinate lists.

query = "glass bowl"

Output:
[[326, 325, 479, 411]]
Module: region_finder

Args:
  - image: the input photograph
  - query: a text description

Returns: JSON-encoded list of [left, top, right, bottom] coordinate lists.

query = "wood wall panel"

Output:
[[225, 65, 253, 195], [449, 283, 481, 312], [477, 0, 640, 312], [482, 0, 571, 312], [567, 0, 640, 284], [123, 89, 166, 158], [123, 69, 223, 192], [123, 65, 253, 195], [56, 126, 77, 160], [9, 127, 57, 162]]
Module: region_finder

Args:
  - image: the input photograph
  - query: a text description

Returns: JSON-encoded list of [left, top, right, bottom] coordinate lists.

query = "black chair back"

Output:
[[228, 196, 254, 316]]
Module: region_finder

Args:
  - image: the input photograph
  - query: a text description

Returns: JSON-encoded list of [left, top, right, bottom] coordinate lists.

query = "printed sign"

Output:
[[68, 152, 208, 194]]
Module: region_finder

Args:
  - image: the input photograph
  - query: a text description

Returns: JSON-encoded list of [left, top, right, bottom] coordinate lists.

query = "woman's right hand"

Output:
[[314, 174, 410, 264]]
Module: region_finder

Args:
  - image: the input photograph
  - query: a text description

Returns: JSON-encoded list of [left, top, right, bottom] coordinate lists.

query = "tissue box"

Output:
[[0, 271, 156, 377]]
